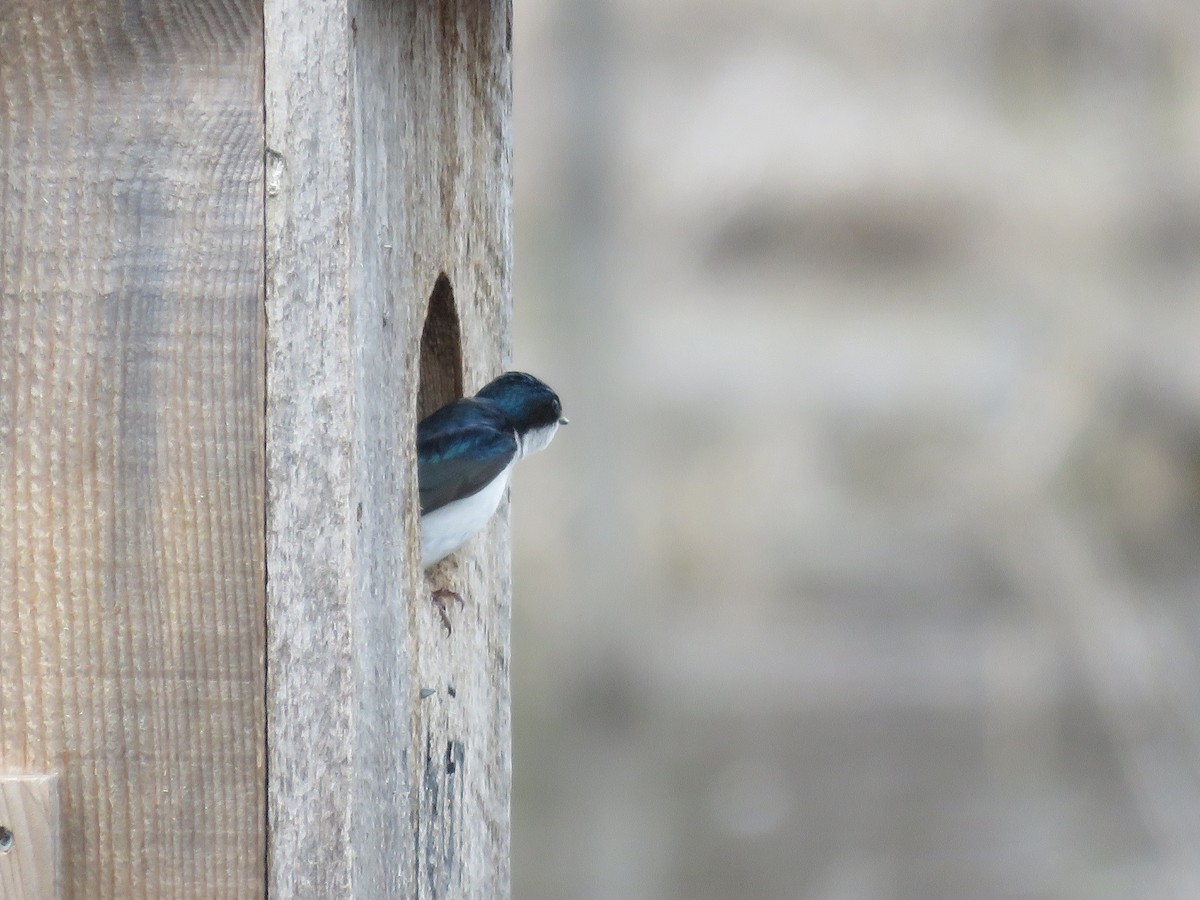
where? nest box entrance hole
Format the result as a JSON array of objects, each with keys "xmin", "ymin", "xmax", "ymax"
[{"xmin": 418, "ymin": 273, "xmax": 464, "ymax": 420}]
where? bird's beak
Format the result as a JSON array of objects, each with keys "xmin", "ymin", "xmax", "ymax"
[{"xmin": 559, "ymin": 417, "xmax": 570, "ymax": 425}]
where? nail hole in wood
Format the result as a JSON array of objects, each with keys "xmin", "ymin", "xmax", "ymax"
[
  {"xmin": 418, "ymin": 273, "xmax": 464, "ymax": 420},
  {"xmin": 0, "ymin": 825, "xmax": 13, "ymax": 852}
]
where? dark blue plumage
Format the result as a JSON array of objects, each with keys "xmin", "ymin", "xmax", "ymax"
[
  {"xmin": 418, "ymin": 399, "xmax": 517, "ymax": 515},
  {"xmin": 474, "ymin": 371, "xmax": 564, "ymax": 426},
  {"xmin": 417, "ymin": 371, "xmax": 566, "ymax": 568}
]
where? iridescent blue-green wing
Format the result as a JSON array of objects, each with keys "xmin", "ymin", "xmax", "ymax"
[{"xmin": 417, "ymin": 399, "xmax": 518, "ymax": 514}]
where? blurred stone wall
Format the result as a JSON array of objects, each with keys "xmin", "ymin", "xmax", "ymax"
[{"xmin": 510, "ymin": 1, "xmax": 1200, "ymax": 898}]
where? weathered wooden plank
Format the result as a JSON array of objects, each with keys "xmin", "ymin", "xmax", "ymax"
[
  {"xmin": 0, "ymin": 2, "xmax": 266, "ymax": 897},
  {"xmin": 0, "ymin": 775, "xmax": 61, "ymax": 900},
  {"xmin": 265, "ymin": 0, "xmax": 513, "ymax": 896}
]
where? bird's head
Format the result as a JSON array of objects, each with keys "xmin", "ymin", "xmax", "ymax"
[{"xmin": 475, "ymin": 371, "xmax": 567, "ymax": 458}]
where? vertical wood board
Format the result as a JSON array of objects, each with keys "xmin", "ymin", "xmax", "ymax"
[
  {"xmin": 0, "ymin": 2, "xmax": 266, "ymax": 896},
  {"xmin": 265, "ymin": 0, "xmax": 513, "ymax": 896}
]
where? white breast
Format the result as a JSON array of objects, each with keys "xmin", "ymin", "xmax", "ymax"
[
  {"xmin": 518, "ymin": 421, "xmax": 561, "ymax": 459},
  {"xmin": 420, "ymin": 463, "xmax": 514, "ymax": 568}
]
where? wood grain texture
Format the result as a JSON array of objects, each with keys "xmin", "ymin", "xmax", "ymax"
[
  {"xmin": 0, "ymin": 2, "xmax": 266, "ymax": 897},
  {"xmin": 265, "ymin": 0, "xmax": 513, "ymax": 896},
  {"xmin": 0, "ymin": 775, "xmax": 61, "ymax": 900}
]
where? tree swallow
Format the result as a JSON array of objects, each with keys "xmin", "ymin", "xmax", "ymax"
[{"xmin": 418, "ymin": 371, "xmax": 567, "ymax": 569}]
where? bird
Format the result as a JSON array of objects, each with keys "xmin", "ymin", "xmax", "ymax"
[{"xmin": 418, "ymin": 371, "xmax": 567, "ymax": 569}]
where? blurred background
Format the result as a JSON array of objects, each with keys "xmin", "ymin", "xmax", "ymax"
[{"xmin": 506, "ymin": 1, "xmax": 1200, "ymax": 897}]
